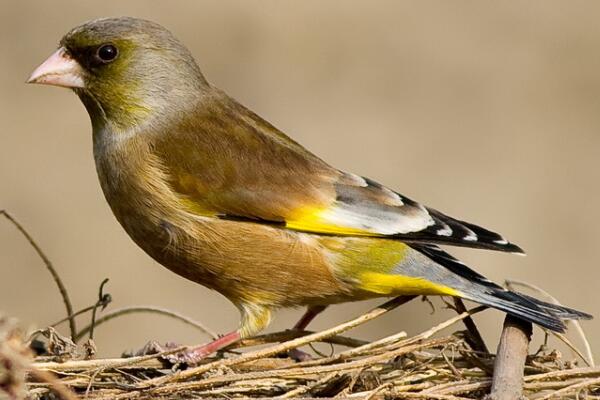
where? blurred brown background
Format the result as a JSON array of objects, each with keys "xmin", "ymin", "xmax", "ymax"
[{"xmin": 1, "ymin": 1, "xmax": 598, "ymax": 359}]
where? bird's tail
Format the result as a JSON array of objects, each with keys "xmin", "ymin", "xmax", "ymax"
[
  {"xmin": 410, "ymin": 244, "xmax": 592, "ymax": 332},
  {"xmin": 461, "ymin": 288, "xmax": 592, "ymax": 333},
  {"xmin": 518, "ymin": 292, "xmax": 592, "ymax": 322}
]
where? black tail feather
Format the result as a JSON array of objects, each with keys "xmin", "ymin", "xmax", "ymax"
[
  {"xmin": 463, "ymin": 289, "xmax": 567, "ymax": 332},
  {"xmin": 412, "ymin": 244, "xmax": 593, "ymax": 332},
  {"xmin": 518, "ymin": 293, "xmax": 593, "ymax": 321}
]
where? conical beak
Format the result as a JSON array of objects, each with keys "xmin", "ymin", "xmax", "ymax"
[{"xmin": 27, "ymin": 47, "xmax": 85, "ymax": 88}]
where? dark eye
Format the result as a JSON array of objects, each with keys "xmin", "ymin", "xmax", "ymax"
[{"xmin": 96, "ymin": 44, "xmax": 118, "ymax": 63}]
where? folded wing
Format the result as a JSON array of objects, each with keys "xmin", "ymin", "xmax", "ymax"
[{"xmin": 154, "ymin": 92, "xmax": 522, "ymax": 253}]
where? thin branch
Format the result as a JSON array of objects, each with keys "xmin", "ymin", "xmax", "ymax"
[
  {"xmin": 231, "ymin": 330, "xmax": 369, "ymax": 349},
  {"xmin": 287, "ymin": 306, "xmax": 486, "ymax": 370},
  {"xmin": 33, "ymin": 345, "xmax": 188, "ymax": 374},
  {"xmin": 389, "ymin": 392, "xmax": 472, "ymax": 400},
  {"xmin": 88, "ymin": 278, "xmax": 111, "ymax": 340},
  {"xmin": 505, "ymin": 279, "xmax": 594, "ymax": 367},
  {"xmin": 0, "ymin": 210, "xmax": 76, "ymax": 339},
  {"xmin": 74, "ymin": 306, "xmax": 218, "ymax": 342},
  {"xmin": 50, "ymin": 305, "xmax": 104, "ymax": 330},
  {"xmin": 275, "ymin": 371, "xmax": 339, "ymax": 398},
  {"xmin": 453, "ymin": 298, "xmax": 489, "ymax": 354},
  {"xmin": 536, "ymin": 376, "xmax": 600, "ymax": 400},
  {"xmin": 550, "ymin": 331, "xmax": 592, "ymax": 367},
  {"xmin": 49, "ymin": 279, "xmax": 112, "ymax": 333},
  {"xmin": 524, "ymin": 366, "xmax": 600, "ymax": 382},
  {"xmin": 28, "ymin": 367, "xmax": 80, "ymax": 400},
  {"xmin": 487, "ymin": 315, "xmax": 532, "ymax": 400}
]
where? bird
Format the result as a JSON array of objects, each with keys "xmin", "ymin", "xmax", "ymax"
[{"xmin": 27, "ymin": 16, "xmax": 590, "ymax": 362}]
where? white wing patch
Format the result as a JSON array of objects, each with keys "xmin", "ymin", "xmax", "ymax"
[
  {"xmin": 380, "ymin": 186, "xmax": 404, "ymax": 206},
  {"xmin": 463, "ymin": 228, "xmax": 478, "ymax": 241},
  {"xmin": 436, "ymin": 222, "xmax": 453, "ymax": 237},
  {"xmin": 342, "ymin": 172, "xmax": 369, "ymax": 187},
  {"xmin": 321, "ymin": 201, "xmax": 435, "ymax": 235},
  {"xmin": 328, "ymin": 173, "xmax": 435, "ymax": 235}
]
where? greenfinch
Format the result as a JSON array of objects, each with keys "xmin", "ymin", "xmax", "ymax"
[{"xmin": 28, "ymin": 17, "xmax": 590, "ymax": 361}]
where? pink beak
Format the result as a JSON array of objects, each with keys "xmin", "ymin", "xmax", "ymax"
[{"xmin": 27, "ymin": 47, "xmax": 85, "ymax": 89}]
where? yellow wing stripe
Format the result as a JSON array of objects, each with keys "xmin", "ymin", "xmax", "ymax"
[
  {"xmin": 286, "ymin": 206, "xmax": 379, "ymax": 236},
  {"xmin": 360, "ymin": 272, "xmax": 461, "ymax": 296}
]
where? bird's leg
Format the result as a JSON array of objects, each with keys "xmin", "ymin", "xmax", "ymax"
[
  {"xmin": 293, "ymin": 305, "xmax": 327, "ymax": 330},
  {"xmin": 169, "ymin": 331, "xmax": 241, "ymax": 365},
  {"xmin": 288, "ymin": 305, "xmax": 328, "ymax": 361},
  {"xmin": 140, "ymin": 332, "xmax": 242, "ymax": 366},
  {"xmin": 158, "ymin": 304, "xmax": 272, "ymax": 366}
]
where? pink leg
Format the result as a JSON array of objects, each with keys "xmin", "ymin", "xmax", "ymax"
[
  {"xmin": 164, "ymin": 331, "xmax": 241, "ymax": 365},
  {"xmin": 294, "ymin": 305, "xmax": 327, "ymax": 330},
  {"xmin": 288, "ymin": 305, "xmax": 327, "ymax": 361},
  {"xmin": 188, "ymin": 331, "xmax": 241, "ymax": 358},
  {"xmin": 162, "ymin": 307, "xmax": 326, "ymax": 364}
]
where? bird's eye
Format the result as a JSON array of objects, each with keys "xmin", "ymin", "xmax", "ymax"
[{"xmin": 96, "ymin": 44, "xmax": 118, "ymax": 63}]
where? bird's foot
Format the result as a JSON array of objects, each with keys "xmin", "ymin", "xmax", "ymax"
[
  {"xmin": 126, "ymin": 340, "xmax": 215, "ymax": 367},
  {"xmin": 148, "ymin": 331, "xmax": 243, "ymax": 367},
  {"xmin": 287, "ymin": 348, "xmax": 313, "ymax": 362},
  {"xmin": 130, "ymin": 340, "xmax": 180, "ymax": 357}
]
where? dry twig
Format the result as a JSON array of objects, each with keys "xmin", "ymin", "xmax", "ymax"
[
  {"xmin": 487, "ymin": 315, "xmax": 532, "ymax": 400},
  {"xmin": 1, "ymin": 210, "xmax": 76, "ymax": 338}
]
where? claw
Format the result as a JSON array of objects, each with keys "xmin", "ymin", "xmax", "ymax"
[
  {"xmin": 130, "ymin": 331, "xmax": 243, "ymax": 367},
  {"xmin": 130, "ymin": 340, "xmax": 177, "ymax": 356}
]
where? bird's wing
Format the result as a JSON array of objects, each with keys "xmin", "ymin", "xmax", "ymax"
[{"xmin": 153, "ymin": 92, "xmax": 522, "ymax": 253}]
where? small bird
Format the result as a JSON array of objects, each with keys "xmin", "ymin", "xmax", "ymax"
[{"xmin": 28, "ymin": 17, "xmax": 590, "ymax": 361}]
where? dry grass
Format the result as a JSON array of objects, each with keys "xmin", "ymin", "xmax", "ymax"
[{"xmin": 0, "ymin": 307, "xmax": 597, "ymax": 400}]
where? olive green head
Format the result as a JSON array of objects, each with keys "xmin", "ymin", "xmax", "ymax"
[{"xmin": 29, "ymin": 17, "xmax": 208, "ymax": 130}]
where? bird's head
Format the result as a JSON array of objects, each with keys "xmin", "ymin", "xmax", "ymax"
[{"xmin": 28, "ymin": 17, "xmax": 208, "ymax": 130}]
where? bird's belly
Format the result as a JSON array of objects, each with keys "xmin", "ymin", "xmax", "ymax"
[{"xmin": 111, "ymin": 204, "xmax": 353, "ymax": 307}]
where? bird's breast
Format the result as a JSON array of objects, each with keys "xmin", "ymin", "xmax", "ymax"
[{"xmin": 92, "ymin": 132, "xmax": 194, "ymax": 267}]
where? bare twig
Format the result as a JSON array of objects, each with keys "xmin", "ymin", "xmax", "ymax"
[
  {"xmin": 232, "ymin": 330, "xmax": 369, "ymax": 349},
  {"xmin": 28, "ymin": 367, "xmax": 80, "ymax": 400},
  {"xmin": 487, "ymin": 315, "xmax": 532, "ymax": 400},
  {"xmin": 390, "ymin": 392, "xmax": 473, "ymax": 400},
  {"xmin": 33, "ymin": 345, "xmax": 188, "ymax": 375},
  {"xmin": 551, "ymin": 331, "xmax": 592, "ymax": 367},
  {"xmin": 536, "ymin": 376, "xmax": 600, "ymax": 400},
  {"xmin": 506, "ymin": 279, "xmax": 594, "ymax": 367},
  {"xmin": 288, "ymin": 305, "xmax": 486, "ymax": 369},
  {"xmin": 88, "ymin": 279, "xmax": 111, "ymax": 340},
  {"xmin": 523, "ymin": 366, "xmax": 600, "ymax": 382},
  {"xmin": 49, "ymin": 287, "xmax": 112, "ymax": 331},
  {"xmin": 275, "ymin": 371, "xmax": 339, "ymax": 398},
  {"xmin": 1, "ymin": 210, "xmax": 76, "ymax": 339},
  {"xmin": 453, "ymin": 298, "xmax": 489, "ymax": 354},
  {"xmin": 74, "ymin": 306, "xmax": 218, "ymax": 342}
]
